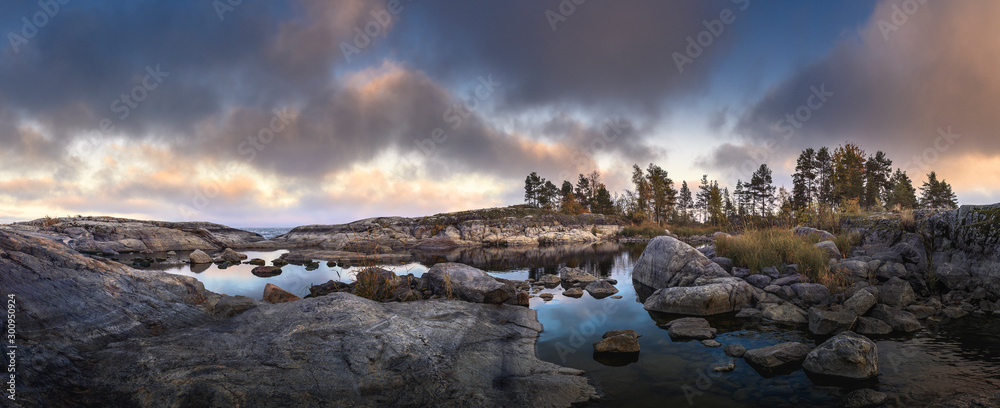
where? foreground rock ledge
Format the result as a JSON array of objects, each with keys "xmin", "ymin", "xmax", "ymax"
[{"xmin": 0, "ymin": 229, "xmax": 598, "ymax": 408}]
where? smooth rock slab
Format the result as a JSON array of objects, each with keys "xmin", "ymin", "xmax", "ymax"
[
  {"xmin": 853, "ymin": 317, "xmax": 893, "ymax": 336},
  {"xmin": 744, "ymin": 342, "xmax": 812, "ymax": 376},
  {"xmin": 761, "ymin": 303, "xmax": 808, "ymax": 325},
  {"xmin": 643, "ymin": 277, "xmax": 754, "ymax": 316},
  {"xmin": 870, "ymin": 304, "xmax": 921, "ymax": 333},
  {"xmin": 803, "ymin": 331, "xmax": 878, "ymax": 380},
  {"xmin": 724, "ymin": 344, "xmax": 747, "ymax": 358},
  {"xmin": 844, "ymin": 290, "xmax": 877, "ymax": 316},
  {"xmin": 878, "ymin": 277, "xmax": 916, "ymax": 308},
  {"xmin": 423, "ymin": 263, "xmax": 512, "ymax": 304},
  {"xmin": 189, "ymin": 249, "xmax": 213, "ymax": 264},
  {"xmin": 666, "ymin": 317, "xmax": 717, "ymax": 340}
]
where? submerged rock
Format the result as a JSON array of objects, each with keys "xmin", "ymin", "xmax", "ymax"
[
  {"xmin": 559, "ymin": 266, "xmax": 599, "ymax": 285},
  {"xmin": 594, "ymin": 330, "xmax": 641, "ymax": 353},
  {"xmin": 251, "ymin": 265, "xmax": 283, "ymax": 277},
  {"xmin": 724, "ymin": 344, "xmax": 747, "ymax": 358},
  {"xmin": 666, "ymin": 317, "xmax": 717, "ymax": 340},
  {"xmin": 585, "ymin": 280, "xmax": 619, "ymax": 299},
  {"xmin": 839, "ymin": 389, "xmax": 888, "ymax": 408},
  {"xmin": 803, "ymin": 331, "xmax": 878, "ymax": 381},
  {"xmin": 562, "ymin": 287, "xmax": 584, "ymax": 298}
]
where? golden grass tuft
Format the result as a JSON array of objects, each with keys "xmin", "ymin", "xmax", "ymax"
[{"xmin": 715, "ymin": 229, "xmax": 836, "ymax": 287}]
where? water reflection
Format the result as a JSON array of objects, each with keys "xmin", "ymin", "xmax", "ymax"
[{"xmin": 130, "ymin": 243, "xmax": 1000, "ymax": 407}]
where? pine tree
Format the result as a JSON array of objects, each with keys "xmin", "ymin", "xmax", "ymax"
[
  {"xmin": 815, "ymin": 147, "xmax": 835, "ymax": 206},
  {"xmin": 538, "ymin": 180, "xmax": 559, "ymax": 210},
  {"xmin": 749, "ymin": 164, "xmax": 776, "ymax": 217},
  {"xmin": 591, "ymin": 184, "xmax": 615, "ymax": 215},
  {"xmin": 645, "ymin": 164, "xmax": 676, "ymax": 225},
  {"xmin": 524, "ymin": 172, "xmax": 542, "ymax": 207},
  {"xmin": 886, "ymin": 169, "xmax": 918, "ymax": 210},
  {"xmin": 707, "ymin": 181, "xmax": 725, "ymax": 226},
  {"xmin": 862, "ymin": 151, "xmax": 892, "ymax": 210},
  {"xmin": 696, "ymin": 175, "xmax": 710, "ymax": 223},
  {"xmin": 575, "ymin": 174, "xmax": 592, "ymax": 210},
  {"xmin": 723, "ymin": 187, "xmax": 736, "ymax": 219},
  {"xmin": 833, "ymin": 143, "xmax": 867, "ymax": 206},
  {"xmin": 919, "ymin": 171, "xmax": 959, "ymax": 209},
  {"xmin": 631, "ymin": 164, "xmax": 652, "ymax": 222},
  {"xmin": 678, "ymin": 181, "xmax": 693, "ymax": 225},
  {"xmin": 792, "ymin": 148, "xmax": 817, "ymax": 211}
]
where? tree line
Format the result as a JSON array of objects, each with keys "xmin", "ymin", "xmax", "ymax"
[{"xmin": 523, "ymin": 142, "xmax": 959, "ymax": 226}]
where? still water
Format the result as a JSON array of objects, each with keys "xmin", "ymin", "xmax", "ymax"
[{"xmin": 142, "ymin": 242, "xmax": 998, "ymax": 407}]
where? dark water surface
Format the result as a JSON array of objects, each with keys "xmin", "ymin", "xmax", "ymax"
[{"xmin": 151, "ymin": 242, "xmax": 1000, "ymax": 407}]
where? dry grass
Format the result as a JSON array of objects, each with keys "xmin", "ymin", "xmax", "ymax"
[
  {"xmin": 715, "ymin": 229, "xmax": 834, "ymax": 286},
  {"xmin": 900, "ymin": 209, "xmax": 915, "ymax": 232}
]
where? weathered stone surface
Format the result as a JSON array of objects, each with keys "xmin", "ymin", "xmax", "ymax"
[
  {"xmin": 538, "ymin": 274, "xmax": 562, "ymax": 287},
  {"xmin": 0, "ymin": 229, "xmax": 599, "ymax": 408},
  {"xmin": 724, "ymin": 344, "xmax": 748, "ymax": 358},
  {"xmin": 803, "ymin": 331, "xmax": 878, "ymax": 380},
  {"xmin": 808, "ymin": 308, "xmax": 857, "ymax": 335},
  {"xmin": 843, "ymin": 290, "xmax": 877, "ymax": 316},
  {"xmin": 584, "ymin": 280, "xmax": 619, "ymax": 299},
  {"xmin": 422, "ymin": 263, "xmax": 512, "ymax": 304},
  {"xmin": 772, "ymin": 274, "xmax": 806, "ymax": 286},
  {"xmin": 263, "ymin": 283, "xmax": 302, "ymax": 304},
  {"xmin": 790, "ymin": 283, "xmax": 832, "ymax": 306},
  {"xmin": 562, "ymin": 287, "xmax": 584, "ymax": 298},
  {"xmin": 744, "ymin": 342, "xmax": 811, "ymax": 375},
  {"xmin": 870, "ymin": 304, "xmax": 921, "ymax": 333},
  {"xmin": 878, "ymin": 277, "xmax": 916, "ymax": 308},
  {"xmin": 838, "ymin": 259, "xmax": 870, "ymax": 280},
  {"xmin": 839, "ymin": 389, "xmax": 888, "ymax": 408},
  {"xmin": 189, "ymin": 249, "xmax": 213, "ymax": 264},
  {"xmin": 539, "ymin": 293, "xmax": 554, "ymax": 301},
  {"xmin": 746, "ymin": 274, "xmax": 772, "ymax": 288},
  {"xmin": 761, "ymin": 303, "xmax": 808, "ymax": 324},
  {"xmin": 594, "ymin": 330, "xmax": 641, "ymax": 353},
  {"xmin": 853, "ymin": 317, "xmax": 893, "ymax": 336},
  {"xmin": 643, "ymin": 277, "xmax": 754, "ymax": 316},
  {"xmin": 631, "ymin": 236, "xmax": 729, "ymax": 289},
  {"xmin": 666, "ymin": 317, "xmax": 717, "ymax": 340},
  {"xmin": 213, "ymin": 295, "xmax": 264, "ymax": 317},
  {"xmin": 815, "ymin": 240, "xmax": 843, "ymax": 259},
  {"xmin": 795, "ymin": 226, "xmax": 836, "ymax": 242},
  {"xmin": 559, "ymin": 266, "xmax": 599, "ymax": 285},
  {"xmin": 220, "ymin": 247, "xmax": 248, "ymax": 263}
]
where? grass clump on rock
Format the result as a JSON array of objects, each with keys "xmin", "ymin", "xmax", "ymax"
[{"xmin": 715, "ymin": 229, "xmax": 845, "ymax": 289}]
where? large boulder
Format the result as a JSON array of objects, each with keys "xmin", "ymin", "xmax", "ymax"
[
  {"xmin": 803, "ymin": 331, "xmax": 878, "ymax": 380},
  {"xmin": 643, "ymin": 277, "xmax": 754, "ymax": 316},
  {"xmin": 744, "ymin": 342, "xmax": 812, "ymax": 376},
  {"xmin": 869, "ymin": 304, "xmax": 921, "ymax": 333},
  {"xmin": 761, "ymin": 303, "xmax": 809, "ymax": 324},
  {"xmin": 878, "ymin": 277, "xmax": 916, "ymax": 308},
  {"xmin": 843, "ymin": 290, "xmax": 877, "ymax": 316},
  {"xmin": 251, "ymin": 266, "xmax": 282, "ymax": 277},
  {"xmin": 422, "ymin": 263, "xmax": 512, "ymax": 304},
  {"xmin": 808, "ymin": 308, "xmax": 857, "ymax": 336},
  {"xmin": 220, "ymin": 248, "xmax": 248, "ymax": 263},
  {"xmin": 631, "ymin": 236, "xmax": 729, "ymax": 289},
  {"xmin": 189, "ymin": 249, "xmax": 213, "ymax": 264},
  {"xmin": 795, "ymin": 226, "xmax": 836, "ymax": 241},
  {"xmin": 853, "ymin": 317, "xmax": 893, "ymax": 336},
  {"xmin": 0, "ymin": 229, "xmax": 599, "ymax": 407},
  {"xmin": 815, "ymin": 240, "xmax": 843, "ymax": 260}
]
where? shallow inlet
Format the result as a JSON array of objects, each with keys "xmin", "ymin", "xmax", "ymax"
[{"xmin": 133, "ymin": 242, "xmax": 999, "ymax": 407}]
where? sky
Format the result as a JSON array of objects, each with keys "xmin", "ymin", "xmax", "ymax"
[{"xmin": 1, "ymin": 0, "xmax": 999, "ymax": 227}]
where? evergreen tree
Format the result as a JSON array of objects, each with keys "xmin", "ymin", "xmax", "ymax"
[
  {"xmin": 645, "ymin": 164, "xmax": 676, "ymax": 225},
  {"xmin": 862, "ymin": 151, "xmax": 893, "ymax": 210},
  {"xmin": 919, "ymin": 171, "xmax": 959, "ymax": 209},
  {"xmin": 591, "ymin": 185, "xmax": 615, "ymax": 215},
  {"xmin": 586, "ymin": 171, "xmax": 602, "ymax": 209},
  {"xmin": 749, "ymin": 164, "xmax": 776, "ymax": 217},
  {"xmin": 575, "ymin": 174, "xmax": 592, "ymax": 209},
  {"xmin": 678, "ymin": 181, "xmax": 693, "ymax": 224},
  {"xmin": 833, "ymin": 143, "xmax": 867, "ymax": 206},
  {"xmin": 523, "ymin": 172, "xmax": 543, "ymax": 207},
  {"xmin": 696, "ymin": 175, "xmax": 710, "ymax": 223},
  {"xmin": 723, "ymin": 187, "xmax": 736, "ymax": 219},
  {"xmin": 815, "ymin": 147, "xmax": 836, "ymax": 206},
  {"xmin": 538, "ymin": 181, "xmax": 559, "ymax": 210},
  {"xmin": 707, "ymin": 181, "xmax": 725, "ymax": 226},
  {"xmin": 792, "ymin": 148, "xmax": 817, "ymax": 210},
  {"xmin": 735, "ymin": 180, "xmax": 749, "ymax": 216},
  {"xmin": 886, "ymin": 169, "xmax": 918, "ymax": 210},
  {"xmin": 631, "ymin": 164, "xmax": 652, "ymax": 222},
  {"xmin": 560, "ymin": 180, "xmax": 573, "ymax": 198}
]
